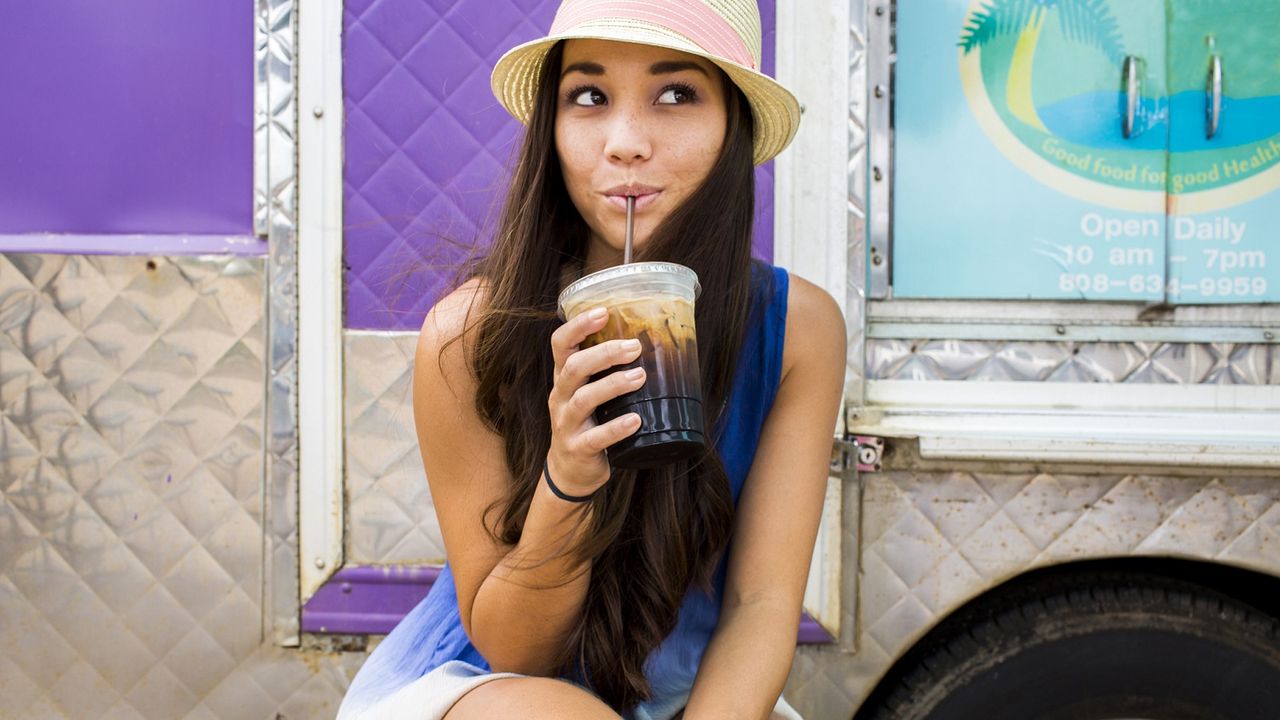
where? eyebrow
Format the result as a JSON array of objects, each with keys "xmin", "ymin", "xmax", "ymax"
[
  {"xmin": 648, "ymin": 60, "xmax": 710, "ymax": 77},
  {"xmin": 560, "ymin": 60, "xmax": 711, "ymax": 79},
  {"xmin": 561, "ymin": 61, "xmax": 605, "ymax": 79}
]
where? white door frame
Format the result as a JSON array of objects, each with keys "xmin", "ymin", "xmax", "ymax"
[
  {"xmin": 775, "ymin": 0, "xmax": 854, "ymax": 638},
  {"xmin": 296, "ymin": 0, "xmax": 346, "ymax": 603}
]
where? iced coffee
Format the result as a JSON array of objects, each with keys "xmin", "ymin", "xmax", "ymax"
[{"xmin": 559, "ymin": 262, "xmax": 704, "ymax": 469}]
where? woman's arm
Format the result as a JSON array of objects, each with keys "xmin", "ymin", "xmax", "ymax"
[
  {"xmin": 414, "ymin": 281, "xmax": 643, "ymax": 675},
  {"xmin": 683, "ymin": 275, "xmax": 847, "ymax": 719}
]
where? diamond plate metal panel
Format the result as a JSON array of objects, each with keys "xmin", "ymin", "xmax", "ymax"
[
  {"xmin": 345, "ymin": 332, "xmax": 446, "ymax": 564},
  {"xmin": 867, "ymin": 339, "xmax": 1280, "ymax": 383},
  {"xmin": 783, "ymin": 468, "xmax": 1280, "ymax": 718},
  {"xmin": 342, "ymin": 0, "xmax": 780, "ymax": 331},
  {"xmin": 846, "ymin": 0, "xmax": 869, "ymax": 411},
  {"xmin": 1, "ymin": 253, "xmax": 362, "ymax": 718},
  {"xmin": 261, "ymin": 0, "xmax": 303, "ymax": 647}
]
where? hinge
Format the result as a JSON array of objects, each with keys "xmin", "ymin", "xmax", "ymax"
[{"xmin": 830, "ymin": 435, "xmax": 884, "ymax": 478}]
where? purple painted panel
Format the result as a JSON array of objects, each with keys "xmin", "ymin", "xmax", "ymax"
[
  {"xmin": 304, "ymin": 565, "xmax": 834, "ymax": 645},
  {"xmin": 303, "ymin": 566, "xmax": 442, "ymax": 634},
  {"xmin": 0, "ymin": 1, "xmax": 253, "ymax": 237},
  {"xmin": 344, "ymin": 0, "xmax": 778, "ymax": 330}
]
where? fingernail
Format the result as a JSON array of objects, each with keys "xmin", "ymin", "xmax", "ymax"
[
  {"xmin": 627, "ymin": 414, "xmax": 642, "ymax": 426},
  {"xmin": 625, "ymin": 368, "xmax": 645, "ymax": 381},
  {"xmin": 588, "ymin": 308, "xmax": 607, "ymax": 320},
  {"xmin": 622, "ymin": 339, "xmax": 641, "ymax": 351}
]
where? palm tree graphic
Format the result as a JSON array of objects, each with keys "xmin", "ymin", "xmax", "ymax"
[{"xmin": 960, "ymin": 0, "xmax": 1124, "ymax": 132}]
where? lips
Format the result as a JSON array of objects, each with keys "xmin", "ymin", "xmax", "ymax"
[{"xmin": 602, "ymin": 183, "xmax": 662, "ymax": 211}]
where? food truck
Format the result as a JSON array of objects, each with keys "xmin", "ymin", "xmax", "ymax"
[{"xmin": 3, "ymin": 0, "xmax": 1277, "ymax": 717}]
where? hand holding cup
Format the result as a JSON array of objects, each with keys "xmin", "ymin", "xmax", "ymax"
[
  {"xmin": 546, "ymin": 306, "xmax": 646, "ymax": 496},
  {"xmin": 558, "ymin": 263, "xmax": 706, "ymax": 469}
]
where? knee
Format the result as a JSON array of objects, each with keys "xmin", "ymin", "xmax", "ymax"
[{"xmin": 447, "ymin": 676, "xmax": 620, "ymax": 719}]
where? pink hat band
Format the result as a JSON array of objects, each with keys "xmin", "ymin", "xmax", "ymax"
[{"xmin": 550, "ymin": 0, "xmax": 758, "ymax": 71}]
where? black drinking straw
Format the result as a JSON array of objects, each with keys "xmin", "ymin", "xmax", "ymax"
[{"xmin": 624, "ymin": 195, "xmax": 635, "ymax": 264}]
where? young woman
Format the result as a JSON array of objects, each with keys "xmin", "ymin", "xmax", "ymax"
[{"xmin": 337, "ymin": 1, "xmax": 846, "ymax": 718}]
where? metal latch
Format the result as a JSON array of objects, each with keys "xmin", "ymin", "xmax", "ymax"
[{"xmin": 830, "ymin": 435, "xmax": 884, "ymax": 477}]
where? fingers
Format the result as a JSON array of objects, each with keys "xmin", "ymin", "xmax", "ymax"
[
  {"xmin": 558, "ymin": 338, "xmax": 641, "ymax": 395},
  {"xmin": 550, "ymin": 307, "xmax": 608, "ymax": 371},
  {"xmin": 574, "ymin": 413, "xmax": 643, "ymax": 455},
  {"xmin": 561, "ymin": 366, "xmax": 646, "ymax": 430},
  {"xmin": 546, "ymin": 308, "xmax": 646, "ymax": 490}
]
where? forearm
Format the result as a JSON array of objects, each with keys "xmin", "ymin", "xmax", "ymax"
[
  {"xmin": 469, "ymin": 479, "xmax": 594, "ymax": 675},
  {"xmin": 684, "ymin": 599, "xmax": 799, "ymax": 720}
]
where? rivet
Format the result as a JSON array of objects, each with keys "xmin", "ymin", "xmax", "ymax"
[
  {"xmin": 313, "ymin": 106, "xmax": 324, "ymax": 118},
  {"xmin": 875, "ymin": 6, "xmax": 886, "ymax": 16},
  {"xmin": 873, "ymin": 166, "xmax": 883, "ymax": 182},
  {"xmin": 341, "ymin": 582, "xmax": 352, "ymax": 594},
  {"xmin": 314, "ymin": 557, "xmax": 326, "ymax": 569},
  {"xmin": 1265, "ymin": 331, "xmax": 1275, "ymax": 341},
  {"xmin": 872, "ymin": 254, "xmax": 884, "ymax": 266},
  {"xmin": 1055, "ymin": 325, "xmax": 1067, "ymax": 335},
  {"xmin": 799, "ymin": 103, "xmax": 807, "ymax": 115},
  {"xmin": 874, "ymin": 85, "xmax": 885, "ymax": 98}
]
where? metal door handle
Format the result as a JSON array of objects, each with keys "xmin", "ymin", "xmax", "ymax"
[
  {"xmin": 1206, "ymin": 54, "xmax": 1222, "ymax": 139},
  {"xmin": 1122, "ymin": 56, "xmax": 1139, "ymax": 139}
]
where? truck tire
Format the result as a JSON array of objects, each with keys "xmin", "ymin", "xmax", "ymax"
[{"xmin": 857, "ymin": 571, "xmax": 1280, "ymax": 720}]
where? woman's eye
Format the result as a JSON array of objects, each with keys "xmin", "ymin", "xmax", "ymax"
[
  {"xmin": 657, "ymin": 86, "xmax": 696, "ymax": 104},
  {"xmin": 570, "ymin": 88, "xmax": 606, "ymax": 106}
]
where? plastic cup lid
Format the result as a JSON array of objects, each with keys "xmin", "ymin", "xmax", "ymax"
[{"xmin": 557, "ymin": 262, "xmax": 700, "ymax": 316}]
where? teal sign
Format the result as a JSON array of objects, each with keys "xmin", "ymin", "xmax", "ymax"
[{"xmin": 893, "ymin": 0, "xmax": 1280, "ymax": 303}]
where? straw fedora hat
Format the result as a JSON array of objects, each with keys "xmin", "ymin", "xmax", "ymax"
[{"xmin": 490, "ymin": 0, "xmax": 801, "ymax": 166}]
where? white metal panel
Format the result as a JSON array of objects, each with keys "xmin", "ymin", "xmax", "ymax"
[
  {"xmin": 297, "ymin": 0, "xmax": 345, "ymax": 602},
  {"xmin": 776, "ymin": 0, "xmax": 853, "ymax": 638},
  {"xmin": 860, "ymin": 380, "xmax": 1280, "ymax": 467}
]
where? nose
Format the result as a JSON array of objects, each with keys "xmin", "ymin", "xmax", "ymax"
[{"xmin": 603, "ymin": 105, "xmax": 653, "ymax": 164}]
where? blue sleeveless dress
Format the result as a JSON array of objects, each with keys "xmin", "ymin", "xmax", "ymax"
[{"xmin": 339, "ymin": 263, "xmax": 789, "ymax": 720}]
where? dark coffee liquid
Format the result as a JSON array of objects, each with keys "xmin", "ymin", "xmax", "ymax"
[{"xmin": 582, "ymin": 298, "xmax": 705, "ymax": 469}]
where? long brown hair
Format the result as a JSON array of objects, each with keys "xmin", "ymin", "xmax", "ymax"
[{"xmin": 458, "ymin": 41, "xmax": 759, "ymax": 709}]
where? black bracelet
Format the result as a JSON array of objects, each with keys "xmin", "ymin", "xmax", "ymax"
[{"xmin": 543, "ymin": 460, "xmax": 597, "ymax": 503}]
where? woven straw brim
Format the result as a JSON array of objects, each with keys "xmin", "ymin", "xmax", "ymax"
[{"xmin": 490, "ymin": 24, "xmax": 801, "ymax": 166}]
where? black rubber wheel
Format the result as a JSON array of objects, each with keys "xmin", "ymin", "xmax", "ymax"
[{"xmin": 856, "ymin": 572, "xmax": 1280, "ymax": 720}]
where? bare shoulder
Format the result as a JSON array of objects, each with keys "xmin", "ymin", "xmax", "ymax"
[
  {"xmin": 418, "ymin": 277, "xmax": 490, "ymax": 355},
  {"xmin": 415, "ymin": 277, "xmax": 491, "ymax": 390},
  {"xmin": 412, "ymin": 277, "xmax": 508, "ymax": 491},
  {"xmin": 781, "ymin": 272, "xmax": 846, "ymax": 380}
]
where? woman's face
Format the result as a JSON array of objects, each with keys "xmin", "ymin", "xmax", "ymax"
[{"xmin": 555, "ymin": 39, "xmax": 728, "ymax": 269}]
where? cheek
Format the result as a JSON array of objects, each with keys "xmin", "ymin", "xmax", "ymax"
[
  {"xmin": 555, "ymin": 127, "xmax": 589, "ymax": 198},
  {"xmin": 676, "ymin": 126, "xmax": 724, "ymax": 181}
]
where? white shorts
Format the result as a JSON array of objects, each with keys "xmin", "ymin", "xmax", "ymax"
[
  {"xmin": 342, "ymin": 660, "xmax": 803, "ymax": 720},
  {"xmin": 340, "ymin": 661, "xmax": 524, "ymax": 720}
]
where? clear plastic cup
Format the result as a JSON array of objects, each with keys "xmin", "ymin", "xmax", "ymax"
[{"xmin": 558, "ymin": 262, "xmax": 705, "ymax": 469}]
